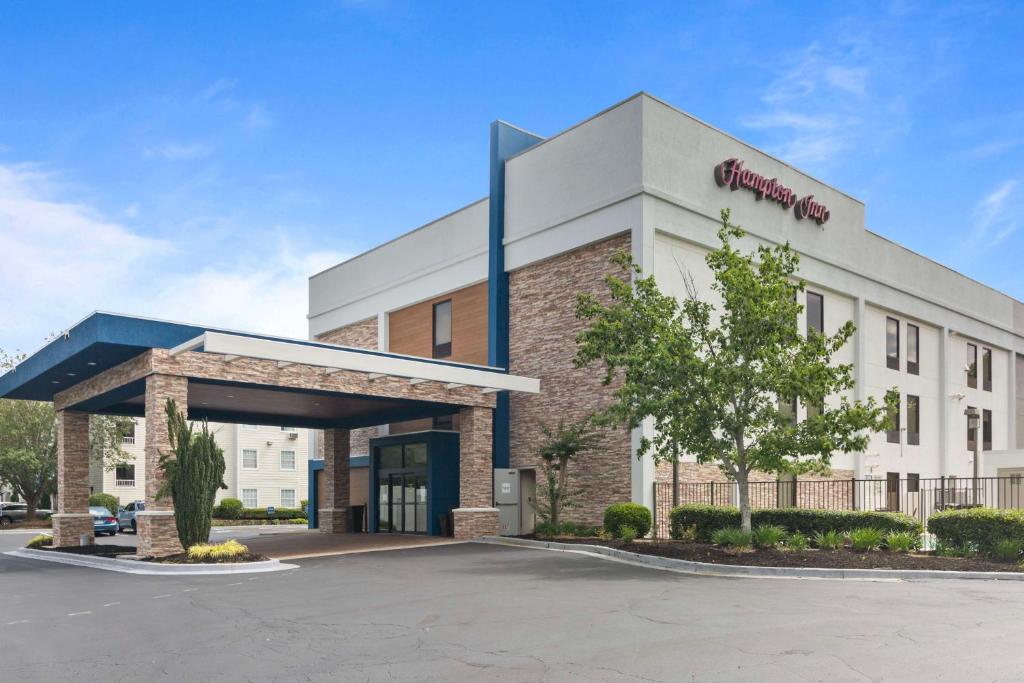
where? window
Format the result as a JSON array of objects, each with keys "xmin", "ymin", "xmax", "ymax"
[
  {"xmin": 806, "ymin": 291, "xmax": 824, "ymax": 336},
  {"xmin": 887, "ymin": 399, "xmax": 901, "ymax": 444},
  {"xmin": 907, "ymin": 395, "xmax": 920, "ymax": 446},
  {"xmin": 432, "ymin": 299, "xmax": 452, "ymax": 358},
  {"xmin": 983, "ymin": 409, "xmax": 993, "ymax": 451},
  {"xmin": 886, "ymin": 317, "xmax": 900, "ymax": 370},
  {"xmin": 241, "ymin": 424, "xmax": 258, "ymax": 431},
  {"xmin": 982, "ymin": 348, "xmax": 992, "ymax": 392},
  {"xmin": 779, "ymin": 396, "xmax": 797, "ymax": 424},
  {"xmin": 281, "ymin": 426, "xmax": 297, "ymax": 433},
  {"xmin": 907, "ymin": 473, "xmax": 920, "ymax": 494},
  {"xmin": 966, "ymin": 343, "xmax": 977, "ymax": 389},
  {"xmin": 280, "ymin": 489, "xmax": 296, "ymax": 508},
  {"xmin": 241, "ymin": 488, "xmax": 258, "ymax": 508},
  {"xmin": 967, "ymin": 406, "xmax": 977, "ymax": 451},
  {"xmin": 120, "ymin": 422, "xmax": 136, "ymax": 445},
  {"xmin": 805, "ymin": 399, "xmax": 824, "ymax": 421},
  {"xmin": 280, "ymin": 450, "xmax": 296, "ymax": 470},
  {"xmin": 432, "ymin": 414, "xmax": 454, "ymax": 430},
  {"xmin": 907, "ymin": 324, "xmax": 919, "ymax": 375},
  {"xmin": 115, "ymin": 464, "xmax": 135, "ymax": 486},
  {"xmin": 241, "ymin": 448, "xmax": 258, "ymax": 470}
]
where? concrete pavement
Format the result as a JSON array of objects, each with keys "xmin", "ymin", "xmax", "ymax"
[{"xmin": 4, "ymin": 532, "xmax": 1024, "ymax": 681}]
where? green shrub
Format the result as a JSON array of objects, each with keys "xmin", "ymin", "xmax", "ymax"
[
  {"xmin": 236, "ymin": 507, "xmax": 307, "ymax": 520},
  {"xmin": 618, "ymin": 525, "xmax": 638, "ymax": 543},
  {"xmin": 26, "ymin": 534, "xmax": 52, "ymax": 549},
  {"xmin": 670, "ymin": 504, "xmax": 923, "ymax": 541},
  {"xmin": 992, "ymin": 539, "xmax": 1024, "ymax": 562},
  {"xmin": 603, "ymin": 503, "xmax": 652, "ymax": 539},
  {"xmin": 884, "ymin": 531, "xmax": 919, "ymax": 553},
  {"xmin": 88, "ymin": 493, "xmax": 119, "ymax": 515},
  {"xmin": 935, "ymin": 539, "xmax": 976, "ymax": 557},
  {"xmin": 711, "ymin": 526, "xmax": 752, "ymax": 548},
  {"xmin": 849, "ymin": 528, "xmax": 884, "ymax": 552},
  {"xmin": 535, "ymin": 521, "xmax": 558, "ymax": 538},
  {"xmin": 928, "ymin": 508, "xmax": 1024, "ymax": 557},
  {"xmin": 786, "ymin": 532, "xmax": 809, "ymax": 551},
  {"xmin": 814, "ymin": 530, "xmax": 844, "ymax": 550},
  {"xmin": 752, "ymin": 524, "xmax": 787, "ymax": 549},
  {"xmin": 187, "ymin": 539, "xmax": 249, "ymax": 562},
  {"xmin": 215, "ymin": 498, "xmax": 244, "ymax": 519}
]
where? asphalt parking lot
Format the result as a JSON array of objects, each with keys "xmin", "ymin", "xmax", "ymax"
[{"xmin": 4, "ymin": 531, "xmax": 1024, "ymax": 682}]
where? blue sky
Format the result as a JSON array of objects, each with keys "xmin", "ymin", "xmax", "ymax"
[{"xmin": 1, "ymin": 1, "xmax": 1022, "ymax": 354}]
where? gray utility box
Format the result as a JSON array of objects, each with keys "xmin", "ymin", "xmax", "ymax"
[{"xmin": 493, "ymin": 468, "xmax": 537, "ymax": 536}]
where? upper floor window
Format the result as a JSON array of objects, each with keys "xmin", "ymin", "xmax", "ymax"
[
  {"xmin": 983, "ymin": 409, "xmax": 993, "ymax": 451},
  {"xmin": 967, "ymin": 406, "xmax": 977, "ymax": 451},
  {"xmin": 886, "ymin": 317, "xmax": 900, "ymax": 370},
  {"xmin": 280, "ymin": 450, "xmax": 296, "ymax": 470},
  {"xmin": 966, "ymin": 343, "xmax": 978, "ymax": 389},
  {"xmin": 115, "ymin": 464, "xmax": 135, "ymax": 486},
  {"xmin": 806, "ymin": 291, "xmax": 824, "ymax": 336},
  {"xmin": 120, "ymin": 422, "xmax": 136, "ymax": 444},
  {"xmin": 982, "ymin": 348, "xmax": 992, "ymax": 392},
  {"xmin": 433, "ymin": 299, "xmax": 452, "ymax": 359},
  {"xmin": 281, "ymin": 426, "xmax": 297, "ymax": 433},
  {"xmin": 241, "ymin": 448, "xmax": 258, "ymax": 470},
  {"xmin": 886, "ymin": 399, "xmax": 901, "ymax": 444},
  {"xmin": 906, "ymin": 395, "xmax": 920, "ymax": 446},
  {"xmin": 241, "ymin": 424, "xmax": 258, "ymax": 431},
  {"xmin": 907, "ymin": 324, "xmax": 919, "ymax": 375}
]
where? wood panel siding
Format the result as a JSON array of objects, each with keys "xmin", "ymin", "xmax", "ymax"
[{"xmin": 388, "ymin": 281, "xmax": 489, "ymax": 365}]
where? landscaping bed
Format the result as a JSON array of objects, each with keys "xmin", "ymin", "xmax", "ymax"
[
  {"xmin": 142, "ymin": 551, "xmax": 269, "ymax": 564},
  {"xmin": 211, "ymin": 518, "xmax": 306, "ymax": 527},
  {"xmin": 39, "ymin": 544, "xmax": 137, "ymax": 558},
  {"xmin": 543, "ymin": 537, "xmax": 1024, "ymax": 573}
]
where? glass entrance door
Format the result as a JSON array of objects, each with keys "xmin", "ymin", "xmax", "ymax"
[{"xmin": 378, "ymin": 472, "xmax": 427, "ymax": 534}]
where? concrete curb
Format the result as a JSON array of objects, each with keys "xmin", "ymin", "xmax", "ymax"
[
  {"xmin": 478, "ymin": 537, "xmax": 1024, "ymax": 582},
  {"xmin": 4, "ymin": 548, "xmax": 299, "ymax": 576}
]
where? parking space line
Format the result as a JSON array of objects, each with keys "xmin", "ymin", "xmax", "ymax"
[
  {"xmin": 6, "ymin": 619, "xmax": 29, "ymax": 625},
  {"xmin": 67, "ymin": 611, "xmax": 91, "ymax": 617},
  {"xmin": 103, "ymin": 602, "xmax": 120, "ymax": 607},
  {"xmin": 153, "ymin": 594, "xmax": 171, "ymax": 599}
]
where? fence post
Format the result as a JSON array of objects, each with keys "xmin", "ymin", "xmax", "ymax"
[
  {"xmin": 939, "ymin": 476, "xmax": 945, "ymax": 509},
  {"xmin": 652, "ymin": 482, "xmax": 658, "ymax": 540},
  {"xmin": 710, "ymin": 482, "xmax": 715, "ymax": 507}
]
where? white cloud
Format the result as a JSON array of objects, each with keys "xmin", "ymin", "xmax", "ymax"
[
  {"xmin": 961, "ymin": 180, "xmax": 1020, "ymax": 255},
  {"xmin": 200, "ymin": 77, "xmax": 238, "ymax": 102},
  {"xmin": 0, "ymin": 161, "xmax": 348, "ymax": 354}
]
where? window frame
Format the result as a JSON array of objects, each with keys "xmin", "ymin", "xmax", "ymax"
[
  {"xmin": 966, "ymin": 343, "xmax": 978, "ymax": 389},
  {"xmin": 906, "ymin": 394, "xmax": 920, "ymax": 446},
  {"xmin": 241, "ymin": 488, "xmax": 258, "ymax": 508},
  {"xmin": 432, "ymin": 299, "xmax": 452, "ymax": 359},
  {"xmin": 115, "ymin": 463, "xmax": 136, "ymax": 486},
  {"xmin": 279, "ymin": 450, "xmax": 296, "ymax": 471},
  {"xmin": 907, "ymin": 473, "xmax": 920, "ymax": 494},
  {"xmin": 906, "ymin": 323, "xmax": 919, "ymax": 375},
  {"xmin": 983, "ymin": 409, "xmax": 993, "ymax": 451},
  {"xmin": 241, "ymin": 448, "xmax": 259, "ymax": 470},
  {"xmin": 982, "ymin": 347, "xmax": 992, "ymax": 392},
  {"xmin": 886, "ymin": 398, "xmax": 901, "ymax": 444},
  {"xmin": 886, "ymin": 317, "xmax": 900, "ymax": 370},
  {"xmin": 280, "ymin": 489, "xmax": 296, "ymax": 508},
  {"xmin": 967, "ymin": 405, "xmax": 977, "ymax": 451},
  {"xmin": 806, "ymin": 291, "xmax": 824, "ymax": 337}
]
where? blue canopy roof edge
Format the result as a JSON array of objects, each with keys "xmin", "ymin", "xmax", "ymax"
[{"xmin": 0, "ymin": 311, "xmax": 508, "ymax": 403}]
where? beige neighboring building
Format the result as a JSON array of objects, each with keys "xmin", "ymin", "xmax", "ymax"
[{"xmin": 90, "ymin": 419, "xmax": 310, "ymax": 510}]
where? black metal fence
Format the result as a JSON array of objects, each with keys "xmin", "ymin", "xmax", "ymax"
[{"xmin": 652, "ymin": 476, "xmax": 1024, "ymax": 539}]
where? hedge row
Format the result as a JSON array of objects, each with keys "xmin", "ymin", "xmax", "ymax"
[
  {"xmin": 603, "ymin": 502, "xmax": 652, "ymax": 538},
  {"xmin": 671, "ymin": 504, "xmax": 923, "ymax": 541},
  {"xmin": 928, "ymin": 507, "xmax": 1024, "ymax": 555}
]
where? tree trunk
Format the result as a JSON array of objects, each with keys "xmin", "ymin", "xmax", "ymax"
[
  {"xmin": 23, "ymin": 491, "xmax": 39, "ymax": 521},
  {"xmin": 736, "ymin": 469, "xmax": 752, "ymax": 533},
  {"xmin": 672, "ymin": 456, "xmax": 679, "ymax": 509}
]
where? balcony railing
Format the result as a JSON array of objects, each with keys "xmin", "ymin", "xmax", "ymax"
[
  {"xmin": 121, "ymin": 436, "xmax": 136, "ymax": 445},
  {"xmin": 115, "ymin": 479, "xmax": 135, "ymax": 487}
]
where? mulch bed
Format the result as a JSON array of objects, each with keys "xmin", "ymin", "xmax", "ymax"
[
  {"xmin": 141, "ymin": 552, "xmax": 270, "ymax": 564},
  {"xmin": 39, "ymin": 544, "xmax": 137, "ymax": 558},
  {"xmin": 539, "ymin": 537, "xmax": 1024, "ymax": 573}
]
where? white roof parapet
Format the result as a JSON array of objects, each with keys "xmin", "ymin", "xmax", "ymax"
[{"xmin": 187, "ymin": 331, "xmax": 540, "ymax": 394}]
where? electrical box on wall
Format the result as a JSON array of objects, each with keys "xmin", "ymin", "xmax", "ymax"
[{"xmin": 493, "ymin": 468, "xmax": 536, "ymax": 536}]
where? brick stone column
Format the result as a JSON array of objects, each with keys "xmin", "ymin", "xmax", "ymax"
[
  {"xmin": 453, "ymin": 406, "xmax": 499, "ymax": 539},
  {"xmin": 319, "ymin": 427, "xmax": 351, "ymax": 533},
  {"xmin": 52, "ymin": 410, "xmax": 94, "ymax": 547},
  {"xmin": 137, "ymin": 374, "xmax": 188, "ymax": 557}
]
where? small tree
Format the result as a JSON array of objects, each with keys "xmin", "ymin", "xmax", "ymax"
[
  {"xmin": 575, "ymin": 209, "xmax": 897, "ymax": 532},
  {"xmin": 156, "ymin": 399, "xmax": 226, "ymax": 549},
  {"xmin": 533, "ymin": 417, "xmax": 601, "ymax": 528}
]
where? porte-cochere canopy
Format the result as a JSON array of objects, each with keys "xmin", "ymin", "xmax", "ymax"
[{"xmin": 0, "ymin": 312, "xmax": 540, "ymax": 555}]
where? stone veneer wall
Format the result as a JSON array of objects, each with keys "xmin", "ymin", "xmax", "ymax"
[
  {"xmin": 508, "ymin": 233, "xmax": 633, "ymax": 527},
  {"xmin": 316, "ymin": 316, "xmax": 380, "ymax": 457}
]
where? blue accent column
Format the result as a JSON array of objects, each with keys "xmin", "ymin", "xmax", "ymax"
[{"xmin": 488, "ymin": 121, "xmax": 543, "ymax": 469}]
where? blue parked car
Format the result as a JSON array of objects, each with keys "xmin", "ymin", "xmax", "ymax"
[
  {"xmin": 91, "ymin": 506, "xmax": 119, "ymax": 536},
  {"xmin": 117, "ymin": 501, "xmax": 144, "ymax": 533}
]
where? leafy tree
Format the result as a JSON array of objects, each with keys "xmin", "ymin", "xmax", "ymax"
[
  {"xmin": 534, "ymin": 417, "xmax": 602, "ymax": 528},
  {"xmin": 0, "ymin": 348, "xmax": 132, "ymax": 518},
  {"xmin": 157, "ymin": 398, "xmax": 226, "ymax": 549},
  {"xmin": 575, "ymin": 209, "xmax": 897, "ymax": 532}
]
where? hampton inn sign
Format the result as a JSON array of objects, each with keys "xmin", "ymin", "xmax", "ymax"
[{"xmin": 714, "ymin": 157, "xmax": 831, "ymax": 226}]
